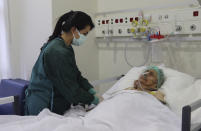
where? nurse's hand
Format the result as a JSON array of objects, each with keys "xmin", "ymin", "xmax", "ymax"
[
  {"xmin": 88, "ymin": 88, "xmax": 96, "ymax": 95},
  {"xmin": 91, "ymin": 96, "xmax": 99, "ymax": 105},
  {"xmin": 86, "ymin": 104, "xmax": 96, "ymax": 112}
]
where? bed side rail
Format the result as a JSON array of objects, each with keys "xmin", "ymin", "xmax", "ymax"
[
  {"xmin": 0, "ymin": 96, "xmax": 20, "ymax": 115},
  {"xmin": 182, "ymin": 99, "xmax": 201, "ymax": 131}
]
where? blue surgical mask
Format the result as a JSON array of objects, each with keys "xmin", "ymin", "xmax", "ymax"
[{"xmin": 72, "ymin": 29, "xmax": 87, "ymax": 46}]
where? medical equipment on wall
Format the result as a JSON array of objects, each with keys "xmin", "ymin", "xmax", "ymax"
[
  {"xmin": 129, "ymin": 10, "xmax": 165, "ymax": 41},
  {"xmin": 95, "ymin": 1, "xmax": 201, "ymax": 38},
  {"xmin": 95, "ymin": 3, "xmax": 201, "ymax": 67}
]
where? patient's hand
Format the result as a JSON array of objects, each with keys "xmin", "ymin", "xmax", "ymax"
[
  {"xmin": 134, "ymin": 80, "xmax": 139, "ymax": 89},
  {"xmin": 124, "ymin": 80, "xmax": 139, "ymax": 90},
  {"xmin": 152, "ymin": 91, "xmax": 166, "ymax": 104}
]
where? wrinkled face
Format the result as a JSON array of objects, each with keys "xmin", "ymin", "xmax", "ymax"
[{"xmin": 139, "ymin": 69, "xmax": 158, "ymax": 90}]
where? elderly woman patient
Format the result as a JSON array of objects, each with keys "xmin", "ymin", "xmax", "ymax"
[{"xmin": 126, "ymin": 66, "xmax": 166, "ymax": 103}]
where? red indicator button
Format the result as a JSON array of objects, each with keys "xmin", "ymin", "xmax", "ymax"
[
  {"xmin": 120, "ymin": 18, "xmax": 123, "ymax": 23},
  {"xmin": 193, "ymin": 11, "xmax": 199, "ymax": 17},
  {"xmin": 115, "ymin": 19, "xmax": 119, "ymax": 23},
  {"xmin": 130, "ymin": 17, "xmax": 133, "ymax": 22},
  {"xmin": 102, "ymin": 20, "xmax": 105, "ymax": 24}
]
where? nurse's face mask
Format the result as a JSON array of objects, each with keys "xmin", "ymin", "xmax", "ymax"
[{"xmin": 72, "ymin": 29, "xmax": 87, "ymax": 46}]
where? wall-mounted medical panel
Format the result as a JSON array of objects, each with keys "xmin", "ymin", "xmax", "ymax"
[
  {"xmin": 158, "ymin": 23, "xmax": 175, "ymax": 35},
  {"xmin": 183, "ymin": 21, "xmax": 201, "ymax": 34},
  {"xmin": 175, "ymin": 22, "xmax": 186, "ymax": 34},
  {"xmin": 174, "ymin": 9, "xmax": 201, "ymax": 35},
  {"xmin": 95, "ymin": 8, "xmax": 201, "ymax": 37}
]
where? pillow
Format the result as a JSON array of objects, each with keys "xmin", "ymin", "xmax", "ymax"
[
  {"xmin": 159, "ymin": 67, "xmax": 195, "ymax": 103},
  {"xmin": 158, "ymin": 67, "xmax": 195, "ymax": 115},
  {"xmin": 102, "ymin": 66, "xmax": 146, "ymax": 99},
  {"xmin": 167, "ymin": 80, "xmax": 201, "ymax": 123},
  {"xmin": 160, "ymin": 67, "xmax": 195, "ymax": 91}
]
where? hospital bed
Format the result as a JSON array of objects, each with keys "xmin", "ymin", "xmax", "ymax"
[{"xmin": 0, "ymin": 67, "xmax": 201, "ymax": 131}]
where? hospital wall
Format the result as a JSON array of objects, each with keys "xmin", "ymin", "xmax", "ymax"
[
  {"xmin": 96, "ymin": 0, "xmax": 201, "ymax": 96},
  {"xmin": 8, "ymin": 0, "xmax": 53, "ymax": 79}
]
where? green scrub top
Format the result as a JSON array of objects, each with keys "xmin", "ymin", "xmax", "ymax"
[{"xmin": 25, "ymin": 37, "xmax": 94, "ymax": 115}]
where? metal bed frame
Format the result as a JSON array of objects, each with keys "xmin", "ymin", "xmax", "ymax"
[
  {"xmin": 182, "ymin": 99, "xmax": 201, "ymax": 131},
  {"xmin": 0, "ymin": 75, "xmax": 201, "ymax": 131}
]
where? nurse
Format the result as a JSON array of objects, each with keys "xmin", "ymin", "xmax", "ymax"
[{"xmin": 25, "ymin": 11, "xmax": 99, "ymax": 115}]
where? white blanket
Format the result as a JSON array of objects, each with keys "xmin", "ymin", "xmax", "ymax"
[{"xmin": 0, "ymin": 90, "xmax": 181, "ymax": 131}]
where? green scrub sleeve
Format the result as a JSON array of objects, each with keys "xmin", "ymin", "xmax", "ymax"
[
  {"xmin": 77, "ymin": 70, "xmax": 94, "ymax": 91},
  {"xmin": 43, "ymin": 50, "xmax": 94, "ymax": 105}
]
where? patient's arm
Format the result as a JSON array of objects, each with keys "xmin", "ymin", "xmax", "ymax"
[
  {"xmin": 124, "ymin": 80, "xmax": 140, "ymax": 90},
  {"xmin": 125, "ymin": 87, "xmax": 135, "ymax": 90},
  {"xmin": 125, "ymin": 80, "xmax": 143, "ymax": 90},
  {"xmin": 134, "ymin": 80, "xmax": 139, "ymax": 89},
  {"xmin": 124, "ymin": 82, "xmax": 166, "ymax": 104},
  {"xmin": 151, "ymin": 91, "xmax": 166, "ymax": 104}
]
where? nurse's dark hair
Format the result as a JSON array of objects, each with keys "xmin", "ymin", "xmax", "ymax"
[{"xmin": 47, "ymin": 10, "xmax": 95, "ymax": 42}]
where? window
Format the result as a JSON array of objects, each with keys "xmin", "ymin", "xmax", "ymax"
[{"xmin": 0, "ymin": 0, "xmax": 11, "ymax": 78}]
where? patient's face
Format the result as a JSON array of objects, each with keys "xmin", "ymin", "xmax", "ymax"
[{"xmin": 138, "ymin": 69, "xmax": 158, "ymax": 90}]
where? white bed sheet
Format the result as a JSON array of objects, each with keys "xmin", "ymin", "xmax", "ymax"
[{"xmin": 0, "ymin": 90, "xmax": 181, "ymax": 131}]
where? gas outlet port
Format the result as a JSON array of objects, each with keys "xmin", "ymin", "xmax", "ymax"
[
  {"xmin": 109, "ymin": 30, "xmax": 113, "ymax": 34},
  {"xmin": 190, "ymin": 24, "xmax": 196, "ymax": 31},
  {"xmin": 164, "ymin": 15, "xmax": 169, "ymax": 19},
  {"xmin": 127, "ymin": 29, "xmax": 131, "ymax": 33},
  {"xmin": 118, "ymin": 29, "xmax": 122, "ymax": 34},
  {"xmin": 176, "ymin": 25, "xmax": 182, "ymax": 32}
]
